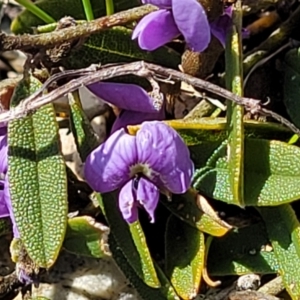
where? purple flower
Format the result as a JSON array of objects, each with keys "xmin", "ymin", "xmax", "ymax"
[
  {"xmin": 132, "ymin": 0, "xmax": 211, "ymax": 52},
  {"xmin": 0, "ymin": 126, "xmax": 19, "ymax": 238},
  {"xmin": 111, "ymin": 108, "xmax": 166, "ymax": 133},
  {"xmin": 210, "ymin": 6, "xmax": 250, "ymax": 47},
  {"xmin": 87, "ymin": 82, "xmax": 166, "ymax": 133},
  {"xmin": 84, "ymin": 121, "xmax": 194, "ymax": 223},
  {"xmin": 87, "ymin": 82, "xmax": 160, "ymax": 113},
  {"xmin": 133, "ymin": 1, "xmax": 248, "ymax": 52}
]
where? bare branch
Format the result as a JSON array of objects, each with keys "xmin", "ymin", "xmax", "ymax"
[{"xmin": 1, "ymin": 61, "xmax": 300, "ymax": 136}]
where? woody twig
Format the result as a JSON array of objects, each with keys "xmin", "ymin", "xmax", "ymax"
[
  {"xmin": 0, "ymin": 4, "xmax": 157, "ymax": 52},
  {"xmin": 0, "ymin": 61, "xmax": 299, "ymax": 135}
]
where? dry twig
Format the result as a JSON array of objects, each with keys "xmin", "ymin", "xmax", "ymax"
[
  {"xmin": 0, "ymin": 5, "xmax": 157, "ymax": 52},
  {"xmin": 0, "ymin": 61, "xmax": 299, "ymax": 136}
]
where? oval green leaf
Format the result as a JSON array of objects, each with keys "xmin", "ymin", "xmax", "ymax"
[
  {"xmin": 259, "ymin": 205, "xmax": 300, "ymax": 299},
  {"xmin": 193, "ymin": 138, "xmax": 300, "ymax": 206},
  {"xmin": 63, "ymin": 27, "xmax": 181, "ymax": 70},
  {"xmin": 8, "ymin": 75, "xmax": 68, "ymax": 268}
]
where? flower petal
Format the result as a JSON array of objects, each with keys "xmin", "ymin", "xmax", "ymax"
[
  {"xmin": 132, "ymin": 10, "xmax": 180, "ymax": 51},
  {"xmin": 87, "ymin": 82, "xmax": 158, "ymax": 113},
  {"xmin": 4, "ymin": 181, "xmax": 19, "ymax": 238},
  {"xmin": 141, "ymin": 0, "xmax": 171, "ymax": 8},
  {"xmin": 0, "ymin": 127, "xmax": 10, "ymax": 220},
  {"xmin": 172, "ymin": 0, "xmax": 211, "ymax": 52},
  {"xmin": 137, "ymin": 178, "xmax": 159, "ymax": 223},
  {"xmin": 111, "ymin": 108, "xmax": 166, "ymax": 134},
  {"xmin": 136, "ymin": 121, "xmax": 194, "ymax": 193},
  {"xmin": 0, "ymin": 189, "xmax": 9, "ymax": 218},
  {"xmin": 0, "ymin": 127, "xmax": 8, "ymax": 174},
  {"xmin": 210, "ymin": 14, "xmax": 232, "ymax": 47},
  {"xmin": 119, "ymin": 180, "xmax": 138, "ymax": 223},
  {"xmin": 84, "ymin": 129, "xmax": 137, "ymax": 193}
]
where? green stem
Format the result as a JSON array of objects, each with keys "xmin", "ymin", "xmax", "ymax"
[
  {"xmin": 37, "ymin": 20, "xmax": 86, "ymax": 33},
  {"xmin": 105, "ymin": 0, "xmax": 114, "ymax": 15},
  {"xmin": 14, "ymin": 0, "xmax": 55, "ymax": 24},
  {"xmin": 82, "ymin": 0, "xmax": 94, "ymax": 21}
]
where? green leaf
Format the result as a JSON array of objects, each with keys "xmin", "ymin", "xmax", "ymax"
[
  {"xmin": 259, "ymin": 205, "xmax": 300, "ymax": 299},
  {"xmin": 283, "ymin": 48, "xmax": 300, "ymax": 128},
  {"xmin": 68, "ymin": 91, "xmax": 100, "ymax": 161},
  {"xmin": 161, "ymin": 190, "xmax": 232, "ymax": 237},
  {"xmin": 64, "ymin": 216, "xmax": 111, "ymax": 258},
  {"xmin": 193, "ymin": 138, "xmax": 300, "ymax": 206},
  {"xmin": 207, "ymin": 222, "xmax": 278, "ymax": 276},
  {"xmin": 166, "ymin": 119, "xmax": 291, "ymax": 147},
  {"xmin": 11, "ymin": 0, "xmax": 140, "ymax": 34},
  {"xmin": 165, "ymin": 215, "xmax": 205, "ymax": 300},
  {"xmin": 97, "ymin": 191, "xmax": 160, "ymax": 288},
  {"xmin": 63, "ymin": 27, "xmax": 181, "ymax": 70},
  {"xmin": 8, "ymin": 74, "xmax": 68, "ymax": 268},
  {"xmin": 129, "ymin": 221, "xmax": 160, "ymax": 288},
  {"xmin": 225, "ymin": 3, "xmax": 245, "ymax": 207},
  {"xmin": 109, "ymin": 231, "xmax": 179, "ymax": 300}
]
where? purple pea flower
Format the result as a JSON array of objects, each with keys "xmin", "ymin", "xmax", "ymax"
[
  {"xmin": 0, "ymin": 126, "xmax": 19, "ymax": 238},
  {"xmin": 87, "ymin": 82, "xmax": 166, "ymax": 132},
  {"xmin": 210, "ymin": 6, "xmax": 250, "ymax": 47},
  {"xmin": 84, "ymin": 121, "xmax": 194, "ymax": 223},
  {"xmin": 0, "ymin": 126, "xmax": 34, "ymax": 284},
  {"xmin": 132, "ymin": 0, "xmax": 211, "ymax": 52},
  {"xmin": 133, "ymin": 1, "xmax": 248, "ymax": 52}
]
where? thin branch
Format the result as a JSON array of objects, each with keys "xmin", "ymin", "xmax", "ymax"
[
  {"xmin": 1, "ymin": 61, "xmax": 300, "ymax": 136},
  {"xmin": 0, "ymin": 4, "xmax": 157, "ymax": 52}
]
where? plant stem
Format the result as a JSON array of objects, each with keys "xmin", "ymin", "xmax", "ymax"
[
  {"xmin": 14, "ymin": 0, "xmax": 55, "ymax": 24},
  {"xmin": 82, "ymin": 0, "xmax": 94, "ymax": 21},
  {"xmin": 0, "ymin": 5, "xmax": 157, "ymax": 51},
  {"xmin": 105, "ymin": 0, "xmax": 114, "ymax": 15}
]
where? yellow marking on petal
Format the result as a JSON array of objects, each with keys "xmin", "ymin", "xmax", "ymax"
[{"xmin": 127, "ymin": 125, "xmax": 140, "ymax": 135}]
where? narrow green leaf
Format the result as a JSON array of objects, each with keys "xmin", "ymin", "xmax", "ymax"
[
  {"xmin": 129, "ymin": 221, "xmax": 160, "ymax": 288},
  {"xmin": 97, "ymin": 191, "xmax": 161, "ymax": 288},
  {"xmin": 105, "ymin": 0, "xmax": 115, "ymax": 15},
  {"xmin": 259, "ymin": 205, "xmax": 300, "ymax": 299},
  {"xmin": 193, "ymin": 138, "xmax": 300, "ymax": 206},
  {"xmin": 14, "ymin": 0, "xmax": 55, "ymax": 24},
  {"xmin": 82, "ymin": 0, "xmax": 94, "ymax": 21},
  {"xmin": 225, "ymin": 1, "xmax": 244, "ymax": 207},
  {"xmin": 207, "ymin": 222, "xmax": 278, "ymax": 276},
  {"xmin": 165, "ymin": 216, "xmax": 205, "ymax": 300},
  {"xmin": 8, "ymin": 74, "xmax": 68, "ymax": 268},
  {"xmin": 161, "ymin": 190, "xmax": 232, "ymax": 237},
  {"xmin": 165, "ymin": 119, "xmax": 291, "ymax": 147},
  {"xmin": 68, "ymin": 91, "xmax": 100, "ymax": 161},
  {"xmin": 11, "ymin": 0, "xmax": 140, "ymax": 34},
  {"xmin": 64, "ymin": 216, "xmax": 111, "ymax": 258},
  {"xmin": 109, "ymin": 231, "xmax": 178, "ymax": 300},
  {"xmin": 63, "ymin": 27, "xmax": 181, "ymax": 70}
]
